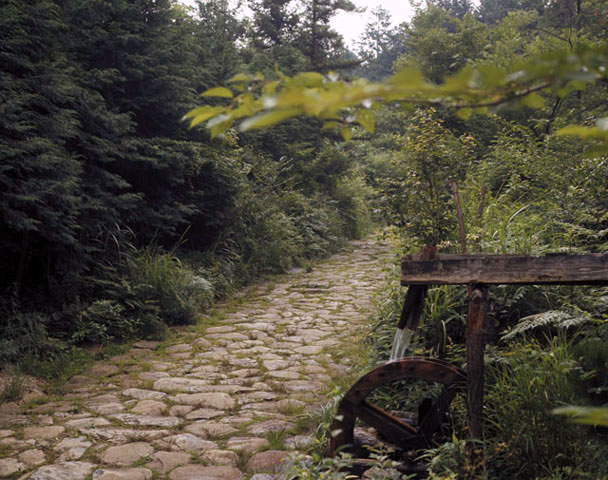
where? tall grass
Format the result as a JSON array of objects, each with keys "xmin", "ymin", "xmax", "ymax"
[
  {"xmin": 127, "ymin": 245, "xmax": 213, "ymax": 326},
  {"xmin": 483, "ymin": 334, "xmax": 598, "ymax": 478}
]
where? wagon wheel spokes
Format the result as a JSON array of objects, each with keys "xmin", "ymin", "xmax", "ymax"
[
  {"xmin": 418, "ymin": 386, "xmax": 462, "ymax": 441},
  {"xmin": 329, "ymin": 357, "xmax": 466, "ymax": 457},
  {"xmin": 346, "ymin": 399, "xmax": 426, "ymax": 448}
]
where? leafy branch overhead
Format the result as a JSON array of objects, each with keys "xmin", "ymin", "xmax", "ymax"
[{"xmin": 186, "ymin": 44, "xmax": 608, "ymax": 143}]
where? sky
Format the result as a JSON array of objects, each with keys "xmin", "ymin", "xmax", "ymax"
[
  {"xmin": 179, "ymin": 0, "xmax": 415, "ymax": 50},
  {"xmin": 330, "ymin": 1, "xmax": 415, "ymax": 49}
]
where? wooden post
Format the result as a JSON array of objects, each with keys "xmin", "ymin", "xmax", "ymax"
[
  {"xmin": 466, "ymin": 284, "xmax": 487, "ymax": 439},
  {"xmin": 397, "ymin": 246, "xmax": 437, "ymax": 330}
]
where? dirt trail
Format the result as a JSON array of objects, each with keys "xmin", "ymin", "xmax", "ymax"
[{"xmin": 0, "ymin": 237, "xmax": 393, "ymax": 480}]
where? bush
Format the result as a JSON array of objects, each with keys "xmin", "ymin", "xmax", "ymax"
[
  {"xmin": 127, "ymin": 246, "xmax": 214, "ymax": 326},
  {"xmin": 483, "ymin": 334, "xmax": 604, "ymax": 478}
]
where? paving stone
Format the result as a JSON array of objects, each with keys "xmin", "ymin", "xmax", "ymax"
[
  {"xmin": 171, "ymin": 392, "xmax": 235, "ymax": 409},
  {"xmin": 30, "ymin": 462, "xmax": 96, "ymax": 480},
  {"xmin": 18, "ymin": 448, "xmax": 46, "ymax": 466},
  {"xmin": 159, "ymin": 433, "xmax": 218, "ymax": 452},
  {"xmin": 89, "ymin": 402, "xmax": 126, "ymax": 415},
  {"xmin": 169, "ymin": 405, "xmax": 194, "ymax": 417},
  {"xmin": 153, "ymin": 377, "xmax": 210, "ymax": 392},
  {"xmin": 293, "ymin": 345, "xmax": 324, "ymax": 355},
  {"xmin": 166, "ymin": 344, "xmax": 192, "ymax": 353},
  {"xmin": 89, "ymin": 394, "xmax": 121, "ymax": 404},
  {"xmin": 243, "ymin": 399, "xmax": 305, "ymax": 413},
  {"xmin": 185, "ymin": 421, "xmax": 238, "ymax": 438},
  {"xmin": 220, "ymin": 415, "xmax": 253, "ymax": 426},
  {"xmin": 133, "ymin": 340, "xmax": 160, "ymax": 350},
  {"xmin": 239, "ymin": 391, "xmax": 277, "ymax": 402},
  {"xmin": 100, "ymin": 442, "xmax": 154, "ymax": 466},
  {"xmin": 0, "ymin": 458, "xmax": 25, "ymax": 476},
  {"xmin": 284, "ymin": 380, "xmax": 324, "ymax": 392},
  {"xmin": 247, "ymin": 450, "xmax": 290, "ymax": 473},
  {"xmin": 93, "ymin": 468, "xmax": 153, "ymax": 480},
  {"xmin": 225, "ymin": 437, "xmax": 270, "ymax": 454},
  {"xmin": 145, "ymin": 451, "xmax": 190, "ymax": 473},
  {"xmin": 229, "ymin": 368, "xmax": 260, "ymax": 378},
  {"xmin": 184, "ymin": 407, "xmax": 223, "ymax": 420},
  {"xmin": 200, "ymin": 449, "xmax": 239, "ymax": 466},
  {"xmin": 131, "ymin": 400, "xmax": 167, "ymax": 416},
  {"xmin": 168, "ymin": 465, "xmax": 243, "ymax": 480},
  {"xmin": 267, "ymin": 370, "xmax": 300, "ymax": 380},
  {"xmin": 65, "ymin": 417, "xmax": 111, "ymax": 429},
  {"xmin": 23, "ymin": 425, "xmax": 65, "ymax": 439},
  {"xmin": 56, "ymin": 438, "xmax": 92, "ymax": 460},
  {"xmin": 110, "ymin": 413, "xmax": 181, "ymax": 427},
  {"xmin": 262, "ymin": 360, "xmax": 290, "ymax": 370},
  {"xmin": 247, "ymin": 419, "xmax": 295, "ymax": 436},
  {"xmin": 205, "ymin": 326, "xmax": 236, "ymax": 334},
  {"xmin": 138, "ymin": 371, "xmax": 169, "ymax": 381},
  {"xmin": 86, "ymin": 428, "xmax": 170, "ymax": 443},
  {"xmin": 123, "ymin": 389, "xmax": 167, "ymax": 401},
  {"xmin": 193, "ymin": 338, "xmax": 212, "ymax": 348}
]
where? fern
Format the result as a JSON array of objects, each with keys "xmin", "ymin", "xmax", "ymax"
[{"xmin": 502, "ymin": 310, "xmax": 591, "ymax": 341}]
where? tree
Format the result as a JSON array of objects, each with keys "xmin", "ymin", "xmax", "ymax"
[
  {"xmin": 249, "ymin": 0, "xmax": 300, "ymax": 48},
  {"xmin": 355, "ymin": 7, "xmax": 405, "ymax": 80},
  {"xmin": 0, "ymin": 0, "xmax": 82, "ymax": 295},
  {"xmin": 296, "ymin": 0, "xmax": 358, "ymax": 71}
]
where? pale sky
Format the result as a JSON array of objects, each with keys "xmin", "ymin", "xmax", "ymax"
[
  {"xmin": 331, "ymin": 1, "xmax": 415, "ymax": 49},
  {"xmin": 179, "ymin": 0, "xmax": 415, "ymax": 50}
]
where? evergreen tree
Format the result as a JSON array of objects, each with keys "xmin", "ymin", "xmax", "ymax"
[
  {"xmin": 0, "ymin": 0, "xmax": 82, "ymax": 295},
  {"xmin": 355, "ymin": 7, "xmax": 405, "ymax": 80},
  {"xmin": 296, "ymin": 0, "xmax": 357, "ymax": 71}
]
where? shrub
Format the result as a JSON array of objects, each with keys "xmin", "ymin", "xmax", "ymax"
[{"xmin": 483, "ymin": 334, "xmax": 600, "ymax": 478}]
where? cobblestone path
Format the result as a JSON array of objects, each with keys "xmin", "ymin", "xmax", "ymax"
[{"xmin": 0, "ymin": 238, "xmax": 393, "ymax": 480}]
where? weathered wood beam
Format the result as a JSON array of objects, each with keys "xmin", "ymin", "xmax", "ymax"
[
  {"xmin": 401, "ymin": 253, "xmax": 608, "ymax": 285},
  {"xmin": 466, "ymin": 284, "xmax": 487, "ymax": 439}
]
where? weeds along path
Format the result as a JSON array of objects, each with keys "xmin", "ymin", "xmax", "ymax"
[{"xmin": 0, "ymin": 237, "xmax": 394, "ymax": 480}]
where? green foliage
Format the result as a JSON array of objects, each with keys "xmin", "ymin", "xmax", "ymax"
[
  {"xmin": 378, "ymin": 108, "xmax": 474, "ymax": 245},
  {"xmin": 19, "ymin": 347, "xmax": 92, "ymax": 388},
  {"xmin": 501, "ymin": 310, "xmax": 591, "ymax": 341},
  {"xmin": 126, "ymin": 246, "xmax": 213, "ymax": 326},
  {"xmin": 185, "ymin": 43, "xmax": 608, "ymax": 141},
  {"xmin": 0, "ymin": 369, "xmax": 25, "ymax": 404},
  {"xmin": 553, "ymin": 405, "xmax": 608, "ymax": 427},
  {"xmin": 285, "ymin": 452, "xmax": 359, "ymax": 480},
  {"xmin": 483, "ymin": 335, "xmax": 598, "ymax": 478}
]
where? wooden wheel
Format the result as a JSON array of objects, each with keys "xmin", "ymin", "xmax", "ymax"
[{"xmin": 329, "ymin": 357, "xmax": 466, "ymax": 457}]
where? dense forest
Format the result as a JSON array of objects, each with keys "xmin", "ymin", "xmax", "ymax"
[{"xmin": 2, "ymin": 0, "xmax": 608, "ymax": 477}]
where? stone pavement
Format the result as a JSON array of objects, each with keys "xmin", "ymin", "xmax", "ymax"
[{"xmin": 0, "ymin": 238, "xmax": 393, "ymax": 479}]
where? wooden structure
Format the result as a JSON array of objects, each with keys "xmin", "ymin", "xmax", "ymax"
[{"xmin": 329, "ymin": 250, "xmax": 608, "ymax": 471}]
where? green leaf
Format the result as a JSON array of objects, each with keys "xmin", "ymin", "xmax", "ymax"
[
  {"xmin": 183, "ymin": 106, "xmax": 225, "ymax": 128},
  {"xmin": 553, "ymin": 406, "xmax": 608, "ymax": 426},
  {"xmin": 340, "ymin": 127, "xmax": 353, "ymax": 142},
  {"xmin": 200, "ymin": 87, "xmax": 233, "ymax": 98},
  {"xmin": 456, "ymin": 108, "xmax": 472, "ymax": 120},
  {"xmin": 356, "ymin": 110, "xmax": 375, "ymax": 134},
  {"xmin": 520, "ymin": 92, "xmax": 545, "ymax": 109},
  {"xmin": 228, "ymin": 73, "xmax": 251, "ymax": 83},
  {"xmin": 291, "ymin": 72, "xmax": 324, "ymax": 87},
  {"xmin": 322, "ymin": 121, "xmax": 340, "ymax": 130},
  {"xmin": 207, "ymin": 114, "xmax": 233, "ymax": 137},
  {"xmin": 239, "ymin": 108, "xmax": 300, "ymax": 131}
]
